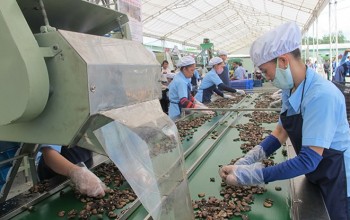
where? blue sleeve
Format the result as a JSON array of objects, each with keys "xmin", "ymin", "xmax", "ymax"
[
  {"xmin": 177, "ymin": 82, "xmax": 189, "ymax": 99},
  {"xmin": 260, "ymin": 135, "xmax": 281, "ymax": 156},
  {"xmin": 263, "ymin": 146, "xmax": 322, "ymax": 182},
  {"xmin": 302, "ymin": 90, "xmax": 342, "ymax": 148},
  {"xmin": 39, "ymin": 145, "xmax": 62, "ymax": 152}
]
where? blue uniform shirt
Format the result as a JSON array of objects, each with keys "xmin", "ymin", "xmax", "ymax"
[
  {"xmin": 168, "ymin": 72, "xmax": 191, "ymax": 119},
  {"xmin": 234, "ymin": 66, "xmax": 246, "ymax": 80},
  {"xmin": 195, "ymin": 69, "xmax": 223, "ymax": 102},
  {"xmin": 279, "ymin": 67, "xmax": 350, "ymax": 196}
]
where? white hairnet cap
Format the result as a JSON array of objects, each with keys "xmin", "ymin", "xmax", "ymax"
[
  {"xmin": 250, "ymin": 22, "xmax": 301, "ymax": 67},
  {"xmin": 208, "ymin": 57, "xmax": 223, "ymax": 67},
  {"xmin": 166, "ymin": 73, "xmax": 176, "ymax": 79},
  {"xmin": 177, "ymin": 56, "xmax": 195, "ymax": 67},
  {"xmin": 218, "ymin": 50, "xmax": 228, "ymax": 56}
]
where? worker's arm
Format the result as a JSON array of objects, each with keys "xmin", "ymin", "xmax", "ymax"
[
  {"xmin": 41, "ymin": 147, "xmax": 76, "ymax": 177},
  {"xmin": 179, "ymin": 97, "xmax": 195, "ymax": 108},
  {"xmin": 213, "ymin": 88, "xmax": 224, "ymax": 97},
  {"xmin": 220, "ymin": 146, "xmax": 323, "ymax": 186},
  {"xmin": 41, "ymin": 147, "xmax": 106, "ymax": 197},
  {"xmin": 218, "ymin": 83, "xmax": 245, "ymax": 95},
  {"xmin": 217, "ymin": 83, "xmax": 236, "ymax": 93},
  {"xmin": 234, "ymin": 124, "xmax": 287, "ymax": 166}
]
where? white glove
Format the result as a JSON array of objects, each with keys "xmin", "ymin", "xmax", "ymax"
[
  {"xmin": 194, "ymin": 103, "xmax": 214, "ymax": 115},
  {"xmin": 234, "ymin": 145, "xmax": 266, "ymax": 165},
  {"xmin": 236, "ymin": 89, "xmax": 245, "ymax": 95},
  {"xmin": 68, "ymin": 167, "xmax": 107, "ymax": 197},
  {"xmin": 223, "ymin": 94, "xmax": 234, "ymax": 99},
  {"xmin": 219, "ymin": 163, "xmax": 264, "ymax": 186}
]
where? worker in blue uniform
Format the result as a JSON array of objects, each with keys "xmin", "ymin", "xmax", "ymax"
[
  {"xmin": 219, "ymin": 22, "xmax": 350, "ymax": 220},
  {"xmin": 37, "ymin": 145, "xmax": 106, "ymax": 197},
  {"xmin": 218, "ymin": 50, "xmax": 230, "ymax": 87},
  {"xmin": 168, "ymin": 56, "xmax": 207, "ymax": 119},
  {"xmin": 195, "ymin": 57, "xmax": 245, "ymax": 104},
  {"xmin": 0, "ymin": 142, "xmax": 106, "ymax": 197}
]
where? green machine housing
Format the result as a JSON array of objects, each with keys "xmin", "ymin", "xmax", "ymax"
[{"xmin": 0, "ymin": 0, "xmax": 161, "ymax": 155}]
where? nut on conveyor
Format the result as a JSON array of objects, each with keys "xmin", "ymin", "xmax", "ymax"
[
  {"xmin": 57, "ymin": 210, "xmax": 65, "ymax": 217},
  {"xmin": 198, "ymin": 193, "xmax": 205, "ymax": 197},
  {"xmin": 275, "ymin": 186, "xmax": 282, "ymax": 191}
]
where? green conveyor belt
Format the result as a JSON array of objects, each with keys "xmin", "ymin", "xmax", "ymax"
[
  {"xmin": 13, "ymin": 183, "xmax": 137, "ymax": 220},
  {"xmin": 13, "ymin": 93, "xmax": 291, "ymax": 220}
]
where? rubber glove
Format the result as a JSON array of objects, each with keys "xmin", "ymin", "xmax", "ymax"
[
  {"xmin": 194, "ymin": 100, "xmax": 214, "ymax": 115},
  {"xmin": 236, "ymin": 89, "xmax": 246, "ymax": 95},
  {"xmin": 235, "ymin": 135, "xmax": 281, "ymax": 165},
  {"xmin": 223, "ymin": 94, "xmax": 235, "ymax": 99},
  {"xmin": 219, "ymin": 163, "xmax": 264, "ymax": 186},
  {"xmin": 269, "ymin": 99, "xmax": 282, "ymax": 108},
  {"xmin": 68, "ymin": 166, "xmax": 107, "ymax": 197}
]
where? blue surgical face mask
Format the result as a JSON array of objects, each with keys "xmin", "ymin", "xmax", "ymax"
[{"xmin": 273, "ymin": 59, "xmax": 294, "ymax": 89}]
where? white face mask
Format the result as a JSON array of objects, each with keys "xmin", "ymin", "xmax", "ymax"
[{"xmin": 273, "ymin": 60, "xmax": 294, "ymax": 89}]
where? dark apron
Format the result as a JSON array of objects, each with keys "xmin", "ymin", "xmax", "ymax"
[
  {"xmin": 280, "ymin": 76, "xmax": 348, "ymax": 220},
  {"xmin": 202, "ymin": 84, "xmax": 217, "ymax": 104},
  {"xmin": 170, "ymin": 82, "xmax": 191, "ymax": 114},
  {"xmin": 218, "ymin": 64, "xmax": 230, "ymax": 87}
]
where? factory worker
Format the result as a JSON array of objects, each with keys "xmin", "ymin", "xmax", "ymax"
[
  {"xmin": 195, "ymin": 57, "xmax": 245, "ymax": 104},
  {"xmin": 168, "ymin": 56, "xmax": 207, "ymax": 119},
  {"xmin": 231, "ymin": 60, "xmax": 246, "ymax": 80},
  {"xmin": 217, "ymin": 50, "xmax": 230, "ymax": 87},
  {"xmin": 37, "ymin": 145, "xmax": 107, "ymax": 197},
  {"xmin": 219, "ymin": 22, "xmax": 350, "ymax": 220}
]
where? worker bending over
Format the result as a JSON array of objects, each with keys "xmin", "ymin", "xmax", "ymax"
[{"xmin": 195, "ymin": 57, "xmax": 245, "ymax": 104}]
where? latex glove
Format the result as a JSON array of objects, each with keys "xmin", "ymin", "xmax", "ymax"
[
  {"xmin": 236, "ymin": 89, "xmax": 245, "ymax": 95},
  {"xmin": 193, "ymin": 102, "xmax": 214, "ymax": 115},
  {"xmin": 69, "ymin": 167, "xmax": 107, "ymax": 197},
  {"xmin": 269, "ymin": 99, "xmax": 282, "ymax": 108},
  {"xmin": 219, "ymin": 163, "xmax": 264, "ymax": 186},
  {"xmin": 223, "ymin": 94, "xmax": 235, "ymax": 99},
  {"xmin": 194, "ymin": 99, "xmax": 207, "ymax": 107},
  {"xmin": 234, "ymin": 145, "xmax": 266, "ymax": 165}
]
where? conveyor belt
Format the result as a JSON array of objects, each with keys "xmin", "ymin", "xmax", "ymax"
[{"xmin": 9, "ymin": 92, "xmax": 329, "ymax": 220}]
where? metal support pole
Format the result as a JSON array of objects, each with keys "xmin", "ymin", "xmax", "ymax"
[
  {"xmin": 329, "ymin": 0, "xmax": 333, "ymax": 76},
  {"xmin": 304, "ymin": 34, "xmax": 307, "ymax": 63},
  {"xmin": 38, "ymin": 0, "xmax": 50, "ymax": 26},
  {"xmin": 312, "ymin": 21, "xmax": 315, "ymax": 60},
  {"xmin": 335, "ymin": 1, "xmax": 338, "ymax": 60}
]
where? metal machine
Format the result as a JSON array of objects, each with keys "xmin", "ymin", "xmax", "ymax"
[
  {"xmin": 0, "ymin": 0, "xmax": 194, "ymax": 219},
  {"xmin": 196, "ymin": 38, "xmax": 214, "ymax": 68}
]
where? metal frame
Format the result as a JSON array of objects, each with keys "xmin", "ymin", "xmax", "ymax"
[{"xmin": 0, "ymin": 144, "xmax": 39, "ymax": 204}]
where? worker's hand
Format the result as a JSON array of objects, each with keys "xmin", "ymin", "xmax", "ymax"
[
  {"xmin": 235, "ymin": 145, "xmax": 266, "ymax": 165},
  {"xmin": 269, "ymin": 99, "xmax": 282, "ymax": 108},
  {"xmin": 223, "ymin": 94, "xmax": 235, "ymax": 99},
  {"xmin": 194, "ymin": 103, "xmax": 214, "ymax": 115},
  {"xmin": 236, "ymin": 89, "xmax": 246, "ymax": 95},
  {"xmin": 219, "ymin": 163, "xmax": 264, "ymax": 186},
  {"xmin": 68, "ymin": 166, "xmax": 107, "ymax": 197}
]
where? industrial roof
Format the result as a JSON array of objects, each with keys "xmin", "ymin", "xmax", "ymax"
[{"xmin": 142, "ymin": 0, "xmax": 329, "ymax": 53}]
